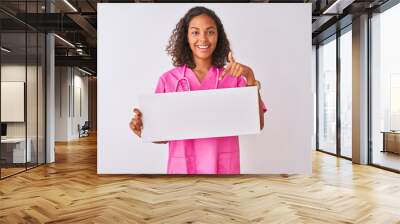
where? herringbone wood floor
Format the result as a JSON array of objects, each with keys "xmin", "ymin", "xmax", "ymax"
[{"xmin": 1, "ymin": 135, "xmax": 400, "ymax": 224}]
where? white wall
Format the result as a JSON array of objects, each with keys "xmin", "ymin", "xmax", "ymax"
[
  {"xmin": 55, "ymin": 66, "xmax": 69, "ymax": 141},
  {"xmin": 1, "ymin": 65, "xmax": 39, "ymax": 138},
  {"xmin": 98, "ymin": 3, "xmax": 313, "ymax": 174},
  {"xmin": 1, "ymin": 66, "xmax": 26, "ymax": 126},
  {"xmin": 55, "ymin": 67, "xmax": 89, "ymax": 141},
  {"xmin": 72, "ymin": 72, "xmax": 89, "ymax": 138}
]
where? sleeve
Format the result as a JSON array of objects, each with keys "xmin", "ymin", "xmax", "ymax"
[
  {"xmin": 154, "ymin": 77, "xmax": 166, "ymax": 93},
  {"xmin": 238, "ymin": 76, "xmax": 267, "ymax": 113}
]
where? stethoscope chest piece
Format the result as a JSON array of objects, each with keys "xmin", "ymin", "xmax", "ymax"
[{"xmin": 176, "ymin": 78, "xmax": 191, "ymax": 92}]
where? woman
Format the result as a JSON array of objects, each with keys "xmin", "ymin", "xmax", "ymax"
[{"xmin": 130, "ymin": 6, "xmax": 266, "ymax": 174}]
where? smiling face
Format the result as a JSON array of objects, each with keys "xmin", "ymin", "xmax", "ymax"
[{"xmin": 187, "ymin": 14, "xmax": 218, "ymax": 64}]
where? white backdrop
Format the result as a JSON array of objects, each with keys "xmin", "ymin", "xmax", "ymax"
[{"xmin": 98, "ymin": 3, "xmax": 313, "ymax": 174}]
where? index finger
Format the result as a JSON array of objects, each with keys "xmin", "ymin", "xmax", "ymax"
[{"xmin": 221, "ymin": 62, "xmax": 233, "ymax": 79}]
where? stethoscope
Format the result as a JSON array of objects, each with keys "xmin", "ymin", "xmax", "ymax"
[{"xmin": 175, "ymin": 65, "xmax": 220, "ymax": 92}]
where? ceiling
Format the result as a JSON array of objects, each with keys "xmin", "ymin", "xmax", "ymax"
[{"xmin": 0, "ymin": 0, "xmax": 392, "ymax": 75}]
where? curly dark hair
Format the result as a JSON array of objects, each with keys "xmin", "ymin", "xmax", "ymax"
[{"xmin": 166, "ymin": 6, "xmax": 231, "ymax": 69}]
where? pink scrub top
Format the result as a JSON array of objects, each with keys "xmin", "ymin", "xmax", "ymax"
[{"xmin": 155, "ymin": 65, "xmax": 267, "ymax": 174}]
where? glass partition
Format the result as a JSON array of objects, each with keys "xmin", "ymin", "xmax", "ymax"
[
  {"xmin": 1, "ymin": 31, "xmax": 28, "ymax": 177},
  {"xmin": 38, "ymin": 32, "xmax": 45, "ymax": 165},
  {"xmin": 27, "ymin": 31, "xmax": 38, "ymax": 169},
  {"xmin": 0, "ymin": 1, "xmax": 46, "ymax": 179}
]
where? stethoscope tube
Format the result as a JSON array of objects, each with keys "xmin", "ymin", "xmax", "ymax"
[{"xmin": 175, "ymin": 65, "xmax": 220, "ymax": 92}]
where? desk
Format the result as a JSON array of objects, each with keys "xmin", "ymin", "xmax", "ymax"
[
  {"xmin": 1, "ymin": 138, "xmax": 31, "ymax": 163},
  {"xmin": 382, "ymin": 131, "xmax": 400, "ymax": 154}
]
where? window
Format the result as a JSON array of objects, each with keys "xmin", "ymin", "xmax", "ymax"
[
  {"xmin": 318, "ymin": 36, "xmax": 337, "ymax": 154},
  {"xmin": 371, "ymin": 2, "xmax": 400, "ymax": 171},
  {"xmin": 340, "ymin": 28, "xmax": 352, "ymax": 158}
]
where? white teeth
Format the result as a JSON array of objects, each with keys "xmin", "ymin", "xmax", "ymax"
[{"xmin": 197, "ymin": 45, "xmax": 209, "ymax": 49}]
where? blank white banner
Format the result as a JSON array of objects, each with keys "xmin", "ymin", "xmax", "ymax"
[{"xmin": 139, "ymin": 87, "xmax": 260, "ymax": 142}]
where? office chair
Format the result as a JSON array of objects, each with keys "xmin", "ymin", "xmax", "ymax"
[{"xmin": 79, "ymin": 121, "xmax": 90, "ymax": 138}]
